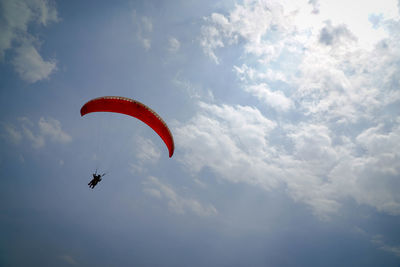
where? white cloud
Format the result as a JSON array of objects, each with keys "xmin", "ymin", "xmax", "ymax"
[
  {"xmin": 281, "ymin": 123, "xmax": 344, "ymax": 217},
  {"xmin": 175, "ymin": 102, "xmax": 280, "ymax": 189},
  {"xmin": 233, "ymin": 64, "xmax": 293, "ymax": 112},
  {"xmin": 12, "ymin": 43, "xmax": 57, "ymax": 83},
  {"xmin": 143, "ymin": 176, "xmax": 218, "ymax": 217},
  {"xmin": 132, "ymin": 11, "xmax": 153, "ymax": 51},
  {"xmin": 316, "ymin": 0, "xmax": 398, "ymax": 50},
  {"xmin": 174, "ymin": 101, "xmax": 345, "ymax": 218},
  {"xmin": 168, "ymin": 37, "xmax": 180, "ymax": 53},
  {"xmin": 129, "ymin": 136, "xmax": 161, "ymax": 174},
  {"xmin": 234, "ymin": 64, "xmax": 288, "ymax": 83},
  {"xmin": 172, "ymin": 72, "xmax": 214, "ymax": 101},
  {"xmin": 330, "ymin": 123, "xmax": 400, "ymax": 215},
  {"xmin": 141, "ymin": 16, "xmax": 153, "ymax": 32},
  {"xmin": 3, "ymin": 117, "xmax": 71, "ymax": 148},
  {"xmin": 308, "ymin": 0, "xmax": 320, "ymax": 14},
  {"xmin": 0, "ymin": 0, "xmax": 58, "ymax": 82},
  {"xmin": 372, "ymin": 235, "xmax": 400, "ymax": 257},
  {"xmin": 134, "ymin": 136, "xmax": 161, "ymax": 162},
  {"xmin": 38, "ymin": 117, "xmax": 72, "ymax": 144},
  {"xmin": 200, "ymin": 0, "xmax": 400, "ymax": 63},
  {"xmin": 22, "ymin": 123, "xmax": 45, "ymax": 148},
  {"xmin": 318, "ymin": 21, "xmax": 357, "ymax": 46},
  {"xmin": 3, "ymin": 124, "xmax": 23, "ymax": 144},
  {"xmin": 293, "ymin": 20, "xmax": 400, "ymax": 124},
  {"xmin": 186, "ymin": 0, "xmax": 400, "ymax": 219},
  {"xmin": 200, "ymin": 24, "xmax": 224, "ymax": 64},
  {"xmin": 200, "ymin": 0, "xmax": 289, "ymax": 64},
  {"xmin": 176, "ymin": 100, "xmax": 400, "ymax": 219},
  {"xmin": 246, "ymin": 83, "xmax": 294, "ymax": 112}
]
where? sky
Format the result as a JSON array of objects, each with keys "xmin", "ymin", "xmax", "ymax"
[{"xmin": 0, "ymin": 0, "xmax": 400, "ymax": 266}]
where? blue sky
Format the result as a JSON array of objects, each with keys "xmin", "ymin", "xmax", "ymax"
[{"xmin": 1, "ymin": 0, "xmax": 400, "ymax": 266}]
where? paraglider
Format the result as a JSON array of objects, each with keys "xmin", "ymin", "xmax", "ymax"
[
  {"xmin": 88, "ymin": 170, "xmax": 105, "ymax": 189},
  {"xmin": 81, "ymin": 96, "xmax": 174, "ymax": 189},
  {"xmin": 80, "ymin": 96, "xmax": 174, "ymax": 157}
]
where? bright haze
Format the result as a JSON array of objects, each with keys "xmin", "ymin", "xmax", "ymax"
[{"xmin": 1, "ymin": 0, "xmax": 400, "ymax": 266}]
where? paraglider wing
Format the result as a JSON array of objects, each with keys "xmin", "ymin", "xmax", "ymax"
[{"xmin": 80, "ymin": 96, "xmax": 174, "ymax": 157}]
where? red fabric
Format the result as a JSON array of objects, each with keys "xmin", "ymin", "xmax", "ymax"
[{"xmin": 81, "ymin": 96, "xmax": 174, "ymax": 157}]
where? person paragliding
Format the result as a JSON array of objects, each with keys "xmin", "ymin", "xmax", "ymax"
[
  {"xmin": 81, "ymin": 96, "xmax": 175, "ymax": 189},
  {"xmin": 88, "ymin": 170, "xmax": 106, "ymax": 189}
]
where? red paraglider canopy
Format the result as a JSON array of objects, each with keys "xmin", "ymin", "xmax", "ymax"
[{"xmin": 80, "ymin": 96, "xmax": 174, "ymax": 157}]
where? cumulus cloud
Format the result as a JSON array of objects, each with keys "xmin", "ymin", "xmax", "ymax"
[
  {"xmin": 143, "ymin": 176, "xmax": 218, "ymax": 217},
  {"xmin": 175, "ymin": 102, "xmax": 341, "ymax": 218},
  {"xmin": 246, "ymin": 83, "xmax": 294, "ymax": 112},
  {"xmin": 200, "ymin": 0, "xmax": 400, "ymax": 62},
  {"xmin": 288, "ymin": 24, "xmax": 400, "ymax": 214},
  {"xmin": 233, "ymin": 64, "xmax": 292, "ymax": 111},
  {"xmin": 330, "ymin": 123, "xmax": 400, "ymax": 215},
  {"xmin": 319, "ymin": 21, "xmax": 357, "ymax": 46},
  {"xmin": 200, "ymin": 0, "xmax": 289, "ymax": 64},
  {"xmin": 316, "ymin": 0, "xmax": 398, "ymax": 49},
  {"xmin": 295, "ymin": 22, "xmax": 400, "ymax": 124},
  {"xmin": 3, "ymin": 117, "xmax": 71, "ymax": 148},
  {"xmin": 188, "ymin": 0, "xmax": 400, "ymax": 219},
  {"xmin": 0, "ymin": 0, "xmax": 58, "ymax": 82},
  {"xmin": 175, "ymin": 102, "xmax": 279, "ymax": 188},
  {"xmin": 176, "ymin": 102, "xmax": 400, "ymax": 218}
]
